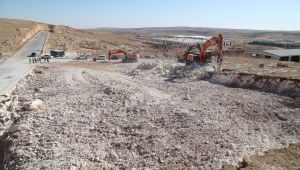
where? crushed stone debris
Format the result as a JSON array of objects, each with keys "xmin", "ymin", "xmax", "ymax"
[{"xmin": 0, "ymin": 62, "xmax": 299, "ymax": 170}]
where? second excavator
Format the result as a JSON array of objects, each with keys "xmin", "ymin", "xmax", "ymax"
[{"xmin": 108, "ymin": 50, "xmax": 139, "ymax": 63}]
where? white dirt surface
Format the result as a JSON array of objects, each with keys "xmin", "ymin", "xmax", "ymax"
[{"xmin": 1, "ymin": 60, "xmax": 299, "ymax": 170}]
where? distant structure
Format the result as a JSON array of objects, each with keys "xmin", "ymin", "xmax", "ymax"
[
  {"xmin": 249, "ymin": 40, "xmax": 300, "ymax": 49},
  {"xmin": 247, "ymin": 49, "xmax": 300, "ymax": 62},
  {"xmin": 223, "ymin": 39, "xmax": 233, "ymax": 48},
  {"xmin": 154, "ymin": 35, "xmax": 234, "ymax": 47},
  {"xmin": 50, "ymin": 49, "xmax": 65, "ymax": 57}
]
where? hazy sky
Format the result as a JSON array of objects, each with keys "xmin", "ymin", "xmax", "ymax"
[{"xmin": 0, "ymin": 0, "xmax": 299, "ymax": 30}]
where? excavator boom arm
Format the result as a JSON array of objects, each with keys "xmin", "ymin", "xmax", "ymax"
[
  {"xmin": 199, "ymin": 40, "xmax": 216, "ymax": 62},
  {"xmin": 199, "ymin": 33, "xmax": 223, "ymax": 63}
]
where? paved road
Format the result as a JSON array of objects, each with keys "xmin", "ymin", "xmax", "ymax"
[{"xmin": 0, "ymin": 31, "xmax": 48, "ymax": 96}]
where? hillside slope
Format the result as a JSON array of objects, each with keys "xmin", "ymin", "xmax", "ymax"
[
  {"xmin": 0, "ymin": 18, "xmax": 39, "ymax": 60},
  {"xmin": 46, "ymin": 25, "xmax": 152, "ymax": 56},
  {"xmin": 0, "ymin": 18, "xmax": 51, "ymax": 61},
  {"xmin": 0, "ymin": 18, "xmax": 154, "ymax": 60}
]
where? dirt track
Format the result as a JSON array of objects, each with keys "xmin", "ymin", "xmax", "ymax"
[{"xmin": 1, "ymin": 60, "xmax": 299, "ymax": 169}]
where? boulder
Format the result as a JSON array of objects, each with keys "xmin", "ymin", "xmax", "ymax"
[
  {"xmin": 221, "ymin": 142, "xmax": 235, "ymax": 150},
  {"xmin": 276, "ymin": 113, "xmax": 288, "ymax": 121},
  {"xmin": 7, "ymin": 124, "xmax": 29, "ymax": 133},
  {"xmin": 11, "ymin": 112, "xmax": 20, "ymax": 120},
  {"xmin": 23, "ymin": 99, "xmax": 43, "ymax": 111},
  {"xmin": 0, "ymin": 109, "xmax": 8, "ymax": 118},
  {"xmin": 0, "ymin": 103, "xmax": 7, "ymax": 110}
]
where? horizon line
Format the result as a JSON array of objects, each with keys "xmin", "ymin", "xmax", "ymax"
[{"xmin": 1, "ymin": 17, "xmax": 300, "ymax": 32}]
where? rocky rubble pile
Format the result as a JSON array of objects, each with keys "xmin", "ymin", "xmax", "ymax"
[
  {"xmin": 126, "ymin": 60, "xmax": 183, "ymax": 77},
  {"xmin": 0, "ymin": 70, "xmax": 45, "ymax": 136},
  {"xmin": 0, "ymin": 95, "xmax": 19, "ymax": 136},
  {"xmin": 170, "ymin": 64, "xmax": 216, "ymax": 80},
  {"xmin": 0, "ymin": 97, "xmax": 43, "ymax": 136},
  {"xmin": 0, "ymin": 69, "xmax": 46, "ymax": 170},
  {"xmin": 127, "ymin": 60, "xmax": 217, "ymax": 80}
]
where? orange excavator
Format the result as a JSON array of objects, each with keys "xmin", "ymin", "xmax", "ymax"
[
  {"xmin": 185, "ymin": 33, "xmax": 223, "ymax": 65},
  {"xmin": 108, "ymin": 50, "xmax": 139, "ymax": 63}
]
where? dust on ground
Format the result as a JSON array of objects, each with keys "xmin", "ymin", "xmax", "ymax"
[{"xmin": 1, "ymin": 60, "xmax": 299, "ymax": 169}]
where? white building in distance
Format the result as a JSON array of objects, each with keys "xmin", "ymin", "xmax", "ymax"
[{"xmin": 247, "ymin": 49, "xmax": 300, "ymax": 62}]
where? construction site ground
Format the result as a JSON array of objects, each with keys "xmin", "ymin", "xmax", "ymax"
[
  {"xmin": 222, "ymin": 56, "xmax": 300, "ymax": 79},
  {"xmin": 1, "ymin": 59, "xmax": 299, "ymax": 169}
]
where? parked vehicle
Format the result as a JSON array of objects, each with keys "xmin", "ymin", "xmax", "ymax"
[
  {"xmin": 97, "ymin": 55, "xmax": 106, "ymax": 60},
  {"xmin": 27, "ymin": 52, "xmax": 37, "ymax": 57},
  {"xmin": 76, "ymin": 55, "xmax": 88, "ymax": 60},
  {"xmin": 93, "ymin": 55, "xmax": 106, "ymax": 61},
  {"xmin": 41, "ymin": 55, "xmax": 52, "ymax": 59}
]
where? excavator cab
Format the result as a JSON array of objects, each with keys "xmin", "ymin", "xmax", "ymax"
[
  {"xmin": 186, "ymin": 51, "xmax": 212, "ymax": 65},
  {"xmin": 122, "ymin": 53, "xmax": 139, "ymax": 63},
  {"xmin": 204, "ymin": 51, "xmax": 212, "ymax": 63},
  {"xmin": 177, "ymin": 43, "xmax": 201, "ymax": 63}
]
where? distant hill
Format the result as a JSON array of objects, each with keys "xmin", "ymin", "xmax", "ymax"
[
  {"xmin": 94, "ymin": 26, "xmax": 267, "ymax": 34},
  {"xmin": 93, "ymin": 27, "xmax": 300, "ymax": 42}
]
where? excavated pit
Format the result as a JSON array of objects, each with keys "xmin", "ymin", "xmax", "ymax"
[
  {"xmin": 131, "ymin": 61, "xmax": 299, "ymax": 98},
  {"xmin": 208, "ymin": 71, "xmax": 300, "ymax": 99}
]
